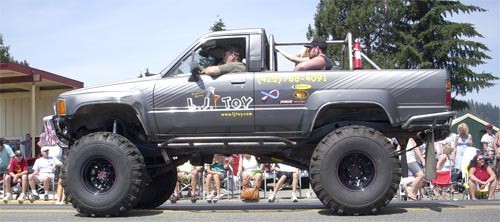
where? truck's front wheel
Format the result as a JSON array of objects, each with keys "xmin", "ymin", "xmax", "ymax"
[
  {"xmin": 310, "ymin": 125, "xmax": 400, "ymax": 215},
  {"xmin": 62, "ymin": 132, "xmax": 146, "ymax": 217}
]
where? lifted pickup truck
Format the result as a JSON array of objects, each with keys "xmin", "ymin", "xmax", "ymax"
[{"xmin": 52, "ymin": 28, "xmax": 455, "ymax": 216}]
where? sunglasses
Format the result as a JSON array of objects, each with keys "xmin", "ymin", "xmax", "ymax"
[{"xmin": 477, "ymin": 158, "xmax": 484, "ymax": 161}]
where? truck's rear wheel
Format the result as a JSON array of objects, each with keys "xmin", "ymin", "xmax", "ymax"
[
  {"xmin": 62, "ymin": 132, "xmax": 146, "ymax": 217},
  {"xmin": 310, "ymin": 125, "xmax": 400, "ymax": 215},
  {"xmin": 135, "ymin": 169, "xmax": 177, "ymax": 209}
]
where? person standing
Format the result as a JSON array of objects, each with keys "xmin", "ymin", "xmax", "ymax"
[
  {"xmin": 20, "ymin": 133, "xmax": 32, "ymax": 159},
  {"xmin": 452, "ymin": 123, "xmax": 474, "ymax": 172},
  {"xmin": 481, "ymin": 124, "xmax": 495, "ymax": 158},
  {"xmin": 405, "ymin": 138, "xmax": 425, "ymax": 201}
]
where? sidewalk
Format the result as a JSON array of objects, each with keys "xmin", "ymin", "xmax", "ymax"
[{"xmin": 1, "ymin": 193, "xmax": 66, "ymax": 205}]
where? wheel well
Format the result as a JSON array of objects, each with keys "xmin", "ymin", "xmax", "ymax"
[
  {"xmin": 307, "ymin": 103, "xmax": 392, "ymax": 142},
  {"xmin": 68, "ymin": 104, "xmax": 148, "ymax": 144}
]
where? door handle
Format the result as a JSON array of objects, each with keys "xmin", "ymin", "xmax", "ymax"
[{"xmin": 231, "ymin": 79, "xmax": 246, "ymax": 84}]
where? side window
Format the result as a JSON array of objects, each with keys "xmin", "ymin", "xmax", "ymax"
[
  {"xmin": 167, "ymin": 36, "xmax": 247, "ymax": 76},
  {"xmin": 171, "ymin": 47, "xmax": 215, "ymax": 75}
]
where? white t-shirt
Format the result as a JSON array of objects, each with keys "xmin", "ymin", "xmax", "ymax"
[
  {"xmin": 480, "ymin": 133, "xmax": 494, "ymax": 152},
  {"xmin": 242, "ymin": 155, "xmax": 259, "ymax": 172},
  {"xmin": 405, "ymin": 138, "xmax": 417, "ymax": 163},
  {"xmin": 33, "ymin": 156, "xmax": 62, "ymax": 175},
  {"xmin": 177, "ymin": 160, "xmax": 194, "ymax": 173}
]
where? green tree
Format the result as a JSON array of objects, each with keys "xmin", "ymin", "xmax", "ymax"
[
  {"xmin": 0, "ymin": 34, "xmax": 29, "ymax": 66},
  {"xmin": 309, "ymin": 0, "xmax": 498, "ymax": 110},
  {"xmin": 0, "ymin": 34, "xmax": 14, "ymax": 63},
  {"xmin": 210, "ymin": 16, "xmax": 226, "ymax": 32}
]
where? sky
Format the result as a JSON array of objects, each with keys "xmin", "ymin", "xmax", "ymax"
[{"xmin": 1, "ymin": 0, "xmax": 499, "ymax": 106}]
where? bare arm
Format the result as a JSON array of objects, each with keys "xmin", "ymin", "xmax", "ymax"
[
  {"xmin": 486, "ymin": 166, "xmax": 496, "ymax": 184},
  {"xmin": 294, "ymin": 56, "xmax": 325, "ymax": 71},
  {"xmin": 414, "ymin": 145, "xmax": 425, "ymax": 167},
  {"xmin": 494, "ymin": 132, "xmax": 500, "ymax": 157},
  {"xmin": 237, "ymin": 154, "xmax": 243, "ymax": 177},
  {"xmin": 276, "ymin": 47, "xmax": 309, "ymax": 64},
  {"xmin": 436, "ymin": 155, "xmax": 446, "ymax": 172},
  {"xmin": 202, "ymin": 66, "xmax": 221, "ymax": 76}
]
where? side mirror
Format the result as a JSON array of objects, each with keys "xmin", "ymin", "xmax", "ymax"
[{"xmin": 189, "ymin": 51, "xmax": 201, "ymax": 82}]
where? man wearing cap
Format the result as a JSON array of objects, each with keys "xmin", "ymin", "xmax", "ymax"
[
  {"xmin": 3, "ymin": 150, "xmax": 28, "ymax": 202},
  {"xmin": 28, "ymin": 146, "xmax": 62, "ymax": 201},
  {"xmin": 481, "ymin": 124, "xmax": 495, "ymax": 158},
  {"xmin": 295, "ymin": 37, "xmax": 333, "ymax": 71}
]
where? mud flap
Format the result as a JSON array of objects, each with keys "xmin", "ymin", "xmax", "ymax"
[{"xmin": 424, "ymin": 129, "xmax": 437, "ymax": 180}]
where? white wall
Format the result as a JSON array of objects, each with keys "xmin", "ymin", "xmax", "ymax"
[{"xmin": 0, "ymin": 89, "xmax": 69, "ymax": 138}]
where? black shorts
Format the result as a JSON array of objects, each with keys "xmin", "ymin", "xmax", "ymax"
[{"xmin": 276, "ymin": 171, "xmax": 294, "ymax": 184}]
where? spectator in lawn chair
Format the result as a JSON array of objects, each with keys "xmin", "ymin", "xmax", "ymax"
[
  {"xmin": 28, "ymin": 146, "xmax": 62, "ymax": 201},
  {"xmin": 238, "ymin": 154, "xmax": 264, "ymax": 190},
  {"xmin": 170, "ymin": 160, "xmax": 202, "ymax": 204},
  {"xmin": 205, "ymin": 154, "xmax": 233, "ymax": 203},
  {"xmin": 268, "ymin": 163, "xmax": 300, "ymax": 203},
  {"xmin": 3, "ymin": 150, "xmax": 28, "ymax": 202},
  {"xmin": 468, "ymin": 153, "xmax": 497, "ymax": 200}
]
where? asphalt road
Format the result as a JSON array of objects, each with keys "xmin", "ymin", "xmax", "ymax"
[{"xmin": 0, "ymin": 198, "xmax": 498, "ymax": 222}]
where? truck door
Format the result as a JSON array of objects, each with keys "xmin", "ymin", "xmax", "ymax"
[
  {"xmin": 254, "ymin": 71, "xmax": 328, "ymax": 133},
  {"xmin": 153, "ymin": 42, "xmax": 254, "ymax": 135}
]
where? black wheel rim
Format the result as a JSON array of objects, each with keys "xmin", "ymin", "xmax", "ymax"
[
  {"xmin": 337, "ymin": 152, "xmax": 375, "ymax": 191},
  {"xmin": 82, "ymin": 157, "xmax": 116, "ymax": 193}
]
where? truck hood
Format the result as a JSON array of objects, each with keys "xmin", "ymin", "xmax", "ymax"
[{"xmin": 60, "ymin": 74, "xmax": 161, "ymax": 96}]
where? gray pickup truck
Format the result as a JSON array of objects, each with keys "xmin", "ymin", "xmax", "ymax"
[{"xmin": 51, "ymin": 28, "xmax": 455, "ymax": 217}]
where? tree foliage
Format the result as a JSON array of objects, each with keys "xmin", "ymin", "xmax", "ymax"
[
  {"xmin": 457, "ymin": 100, "xmax": 500, "ymax": 127},
  {"xmin": 0, "ymin": 34, "xmax": 29, "ymax": 66},
  {"xmin": 309, "ymin": 0, "xmax": 498, "ymax": 110},
  {"xmin": 210, "ymin": 17, "xmax": 226, "ymax": 32}
]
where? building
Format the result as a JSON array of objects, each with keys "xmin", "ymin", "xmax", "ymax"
[
  {"xmin": 452, "ymin": 113, "xmax": 498, "ymax": 148},
  {"xmin": 0, "ymin": 62, "xmax": 83, "ymax": 156}
]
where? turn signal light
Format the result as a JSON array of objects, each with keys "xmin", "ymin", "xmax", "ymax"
[
  {"xmin": 57, "ymin": 99, "xmax": 67, "ymax": 115},
  {"xmin": 445, "ymin": 80, "xmax": 452, "ymax": 106}
]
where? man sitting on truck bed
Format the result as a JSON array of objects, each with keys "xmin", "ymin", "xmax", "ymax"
[
  {"xmin": 294, "ymin": 37, "xmax": 333, "ymax": 71},
  {"xmin": 202, "ymin": 46, "xmax": 246, "ymax": 75}
]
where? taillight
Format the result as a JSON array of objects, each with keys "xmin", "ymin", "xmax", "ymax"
[{"xmin": 445, "ymin": 80, "xmax": 451, "ymax": 106}]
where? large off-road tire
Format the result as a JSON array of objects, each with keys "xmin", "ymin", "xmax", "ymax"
[
  {"xmin": 62, "ymin": 132, "xmax": 146, "ymax": 217},
  {"xmin": 310, "ymin": 125, "xmax": 400, "ymax": 215},
  {"xmin": 135, "ymin": 169, "xmax": 177, "ymax": 209}
]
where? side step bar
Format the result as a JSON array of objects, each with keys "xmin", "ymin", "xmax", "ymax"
[{"xmin": 159, "ymin": 136, "xmax": 296, "ymax": 149}]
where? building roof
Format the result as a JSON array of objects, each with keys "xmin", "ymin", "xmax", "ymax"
[
  {"xmin": 452, "ymin": 113, "xmax": 498, "ymax": 131},
  {"xmin": 0, "ymin": 62, "xmax": 83, "ymax": 93}
]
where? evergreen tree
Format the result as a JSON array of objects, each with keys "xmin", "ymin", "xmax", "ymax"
[
  {"xmin": 0, "ymin": 34, "xmax": 13, "ymax": 63},
  {"xmin": 309, "ymin": 0, "xmax": 498, "ymax": 110},
  {"xmin": 0, "ymin": 34, "xmax": 29, "ymax": 66},
  {"xmin": 210, "ymin": 16, "xmax": 226, "ymax": 32}
]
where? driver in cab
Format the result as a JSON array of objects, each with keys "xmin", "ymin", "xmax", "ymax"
[{"xmin": 202, "ymin": 46, "xmax": 246, "ymax": 76}]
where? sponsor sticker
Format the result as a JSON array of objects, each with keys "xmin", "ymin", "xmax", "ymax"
[
  {"xmin": 292, "ymin": 84, "xmax": 312, "ymax": 90},
  {"xmin": 280, "ymin": 100, "xmax": 293, "ymax": 104},
  {"xmin": 260, "ymin": 89, "xmax": 280, "ymax": 101},
  {"xmin": 293, "ymin": 90, "xmax": 309, "ymax": 99}
]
